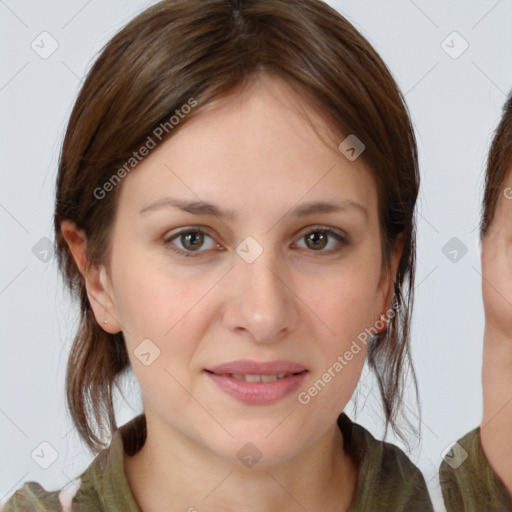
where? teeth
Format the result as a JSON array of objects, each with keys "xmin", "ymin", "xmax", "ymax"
[{"xmin": 219, "ymin": 373, "xmax": 294, "ymax": 382}]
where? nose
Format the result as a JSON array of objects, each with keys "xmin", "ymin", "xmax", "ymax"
[{"xmin": 221, "ymin": 239, "xmax": 300, "ymax": 344}]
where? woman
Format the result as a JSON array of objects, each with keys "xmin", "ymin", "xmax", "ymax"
[
  {"xmin": 439, "ymin": 93, "xmax": 512, "ymax": 510},
  {"xmin": 4, "ymin": 0, "xmax": 432, "ymax": 510}
]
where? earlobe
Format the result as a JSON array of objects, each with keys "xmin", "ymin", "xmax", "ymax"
[
  {"xmin": 60, "ymin": 220, "xmax": 121, "ymax": 333},
  {"xmin": 93, "ymin": 265, "xmax": 122, "ymax": 333}
]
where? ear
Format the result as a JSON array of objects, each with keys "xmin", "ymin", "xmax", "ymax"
[
  {"xmin": 374, "ymin": 232, "xmax": 405, "ymax": 331},
  {"xmin": 60, "ymin": 220, "xmax": 122, "ymax": 334}
]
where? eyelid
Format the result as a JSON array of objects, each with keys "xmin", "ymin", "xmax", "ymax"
[{"xmin": 295, "ymin": 224, "xmax": 348, "ymax": 242}]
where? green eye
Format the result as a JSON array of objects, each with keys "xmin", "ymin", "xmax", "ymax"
[
  {"xmin": 163, "ymin": 226, "xmax": 349, "ymax": 258},
  {"xmin": 163, "ymin": 228, "xmax": 216, "ymax": 257}
]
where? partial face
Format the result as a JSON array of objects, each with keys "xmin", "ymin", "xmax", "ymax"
[
  {"xmin": 99, "ymin": 74, "xmax": 394, "ymax": 464},
  {"xmin": 482, "ymin": 169, "xmax": 512, "ymax": 335}
]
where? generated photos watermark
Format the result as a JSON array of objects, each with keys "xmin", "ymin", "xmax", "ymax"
[
  {"xmin": 297, "ymin": 301, "xmax": 401, "ymax": 405},
  {"xmin": 93, "ymin": 97, "xmax": 198, "ymax": 200}
]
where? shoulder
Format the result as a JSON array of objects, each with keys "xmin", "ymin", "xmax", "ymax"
[
  {"xmin": 2, "ymin": 478, "xmax": 84, "ymax": 512},
  {"xmin": 2, "ymin": 475, "xmax": 102, "ymax": 512},
  {"xmin": 3, "ymin": 415, "xmax": 145, "ymax": 512},
  {"xmin": 338, "ymin": 413, "xmax": 434, "ymax": 511},
  {"xmin": 439, "ymin": 426, "xmax": 512, "ymax": 511}
]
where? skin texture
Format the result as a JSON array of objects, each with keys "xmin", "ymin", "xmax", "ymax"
[
  {"xmin": 481, "ymin": 169, "xmax": 512, "ymax": 494},
  {"xmin": 61, "ymin": 74, "xmax": 403, "ymax": 512}
]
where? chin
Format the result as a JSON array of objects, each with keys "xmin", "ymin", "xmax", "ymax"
[{"xmin": 206, "ymin": 435, "xmax": 305, "ymax": 469}]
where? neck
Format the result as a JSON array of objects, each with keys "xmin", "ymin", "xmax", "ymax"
[
  {"xmin": 124, "ymin": 412, "xmax": 357, "ymax": 512},
  {"xmin": 480, "ymin": 323, "xmax": 512, "ymax": 494}
]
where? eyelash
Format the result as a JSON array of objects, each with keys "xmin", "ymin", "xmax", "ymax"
[{"xmin": 162, "ymin": 225, "xmax": 349, "ymax": 258}]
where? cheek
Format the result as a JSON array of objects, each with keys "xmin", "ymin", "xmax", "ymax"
[
  {"xmin": 301, "ymin": 268, "xmax": 378, "ymax": 398},
  {"xmin": 109, "ymin": 257, "xmax": 210, "ymax": 398},
  {"xmin": 110, "ymin": 244, "xmax": 199, "ymax": 334},
  {"xmin": 117, "ymin": 262, "xmax": 202, "ymax": 409},
  {"xmin": 482, "ymin": 245, "xmax": 512, "ymax": 334},
  {"xmin": 307, "ymin": 260, "xmax": 380, "ymax": 338}
]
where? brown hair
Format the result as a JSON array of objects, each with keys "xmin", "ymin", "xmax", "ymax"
[
  {"xmin": 54, "ymin": 0, "xmax": 420, "ymax": 452},
  {"xmin": 480, "ymin": 92, "xmax": 512, "ymax": 239}
]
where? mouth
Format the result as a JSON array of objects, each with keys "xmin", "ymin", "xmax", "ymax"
[
  {"xmin": 203, "ymin": 360, "xmax": 308, "ymax": 405},
  {"xmin": 205, "ymin": 359, "xmax": 308, "ymax": 375},
  {"xmin": 204, "ymin": 371, "xmax": 306, "ymax": 382}
]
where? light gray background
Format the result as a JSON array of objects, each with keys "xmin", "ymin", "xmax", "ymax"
[{"xmin": 1, "ymin": 1, "xmax": 511, "ymax": 510}]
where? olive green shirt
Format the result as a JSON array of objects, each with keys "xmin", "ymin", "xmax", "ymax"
[
  {"xmin": 439, "ymin": 426, "xmax": 512, "ymax": 511},
  {"xmin": 4, "ymin": 413, "xmax": 433, "ymax": 511}
]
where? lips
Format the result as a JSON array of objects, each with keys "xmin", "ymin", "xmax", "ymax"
[
  {"xmin": 206, "ymin": 359, "xmax": 307, "ymax": 376},
  {"xmin": 204, "ymin": 365, "xmax": 307, "ymax": 406},
  {"xmin": 204, "ymin": 359, "xmax": 308, "ymax": 405}
]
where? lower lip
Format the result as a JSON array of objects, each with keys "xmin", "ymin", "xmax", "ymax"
[{"xmin": 204, "ymin": 370, "xmax": 308, "ymax": 405}]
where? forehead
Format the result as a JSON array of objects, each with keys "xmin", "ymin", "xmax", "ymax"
[{"xmin": 117, "ymin": 74, "xmax": 378, "ymax": 222}]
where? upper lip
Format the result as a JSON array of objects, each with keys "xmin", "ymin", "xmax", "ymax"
[{"xmin": 206, "ymin": 359, "xmax": 308, "ymax": 375}]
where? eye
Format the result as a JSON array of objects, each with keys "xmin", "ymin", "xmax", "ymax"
[
  {"xmin": 294, "ymin": 227, "xmax": 349, "ymax": 254},
  {"xmin": 163, "ymin": 227, "xmax": 219, "ymax": 258},
  {"xmin": 162, "ymin": 225, "xmax": 349, "ymax": 259}
]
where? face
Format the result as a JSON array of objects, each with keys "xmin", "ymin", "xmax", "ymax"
[
  {"xmin": 70, "ymin": 74, "xmax": 399, "ymax": 465},
  {"xmin": 482, "ymin": 169, "xmax": 512, "ymax": 336}
]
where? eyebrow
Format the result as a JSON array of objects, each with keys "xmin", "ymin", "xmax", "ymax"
[{"xmin": 138, "ymin": 197, "xmax": 368, "ymax": 220}]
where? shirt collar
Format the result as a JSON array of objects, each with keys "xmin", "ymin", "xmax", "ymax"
[
  {"xmin": 87, "ymin": 412, "xmax": 361, "ymax": 511},
  {"xmin": 87, "ymin": 414, "xmax": 146, "ymax": 511}
]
